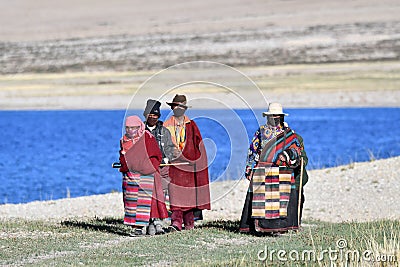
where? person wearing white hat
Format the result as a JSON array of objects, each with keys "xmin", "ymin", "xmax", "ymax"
[
  {"xmin": 239, "ymin": 102, "xmax": 309, "ymax": 235},
  {"xmin": 262, "ymin": 102, "xmax": 289, "ymax": 117}
]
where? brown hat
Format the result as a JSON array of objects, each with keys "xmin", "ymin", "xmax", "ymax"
[{"xmin": 166, "ymin": 94, "xmax": 190, "ymax": 108}]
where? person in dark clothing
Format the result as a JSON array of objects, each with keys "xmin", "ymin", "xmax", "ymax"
[
  {"xmin": 143, "ymin": 99, "xmax": 176, "ymax": 164},
  {"xmin": 239, "ymin": 102, "xmax": 308, "ymax": 235},
  {"xmin": 142, "ymin": 99, "xmax": 177, "ymax": 234}
]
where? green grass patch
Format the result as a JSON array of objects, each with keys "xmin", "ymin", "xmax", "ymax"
[{"xmin": 1, "ymin": 218, "xmax": 399, "ymax": 266}]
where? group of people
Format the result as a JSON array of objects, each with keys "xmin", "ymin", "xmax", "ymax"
[
  {"xmin": 118, "ymin": 94, "xmax": 210, "ymax": 236},
  {"xmin": 117, "ymin": 94, "xmax": 308, "ymax": 236}
]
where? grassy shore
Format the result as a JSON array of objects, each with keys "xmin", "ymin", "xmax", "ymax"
[
  {"xmin": 1, "ymin": 218, "xmax": 399, "ymax": 266},
  {"xmin": 2, "ymin": 158, "xmax": 399, "ymax": 266},
  {"xmin": 1, "ymin": 61, "xmax": 400, "ymax": 109}
]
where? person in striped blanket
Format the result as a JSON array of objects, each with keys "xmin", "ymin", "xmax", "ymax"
[
  {"xmin": 118, "ymin": 115, "xmax": 168, "ymax": 236},
  {"xmin": 239, "ymin": 103, "xmax": 309, "ymax": 235}
]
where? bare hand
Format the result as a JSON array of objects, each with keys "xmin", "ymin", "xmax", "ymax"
[
  {"xmin": 172, "ymin": 148, "xmax": 182, "ymax": 159},
  {"xmin": 245, "ymin": 166, "xmax": 252, "ymax": 181}
]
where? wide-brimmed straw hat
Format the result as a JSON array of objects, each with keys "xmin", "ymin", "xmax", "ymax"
[
  {"xmin": 166, "ymin": 94, "xmax": 191, "ymax": 108},
  {"xmin": 262, "ymin": 102, "xmax": 289, "ymax": 117}
]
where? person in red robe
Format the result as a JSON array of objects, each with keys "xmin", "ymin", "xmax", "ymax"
[
  {"xmin": 164, "ymin": 94, "xmax": 211, "ymax": 231},
  {"xmin": 119, "ymin": 115, "xmax": 168, "ymax": 236}
]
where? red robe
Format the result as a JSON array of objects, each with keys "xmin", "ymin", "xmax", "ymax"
[
  {"xmin": 165, "ymin": 118, "xmax": 211, "ymax": 211},
  {"xmin": 120, "ymin": 131, "xmax": 168, "ymax": 220}
]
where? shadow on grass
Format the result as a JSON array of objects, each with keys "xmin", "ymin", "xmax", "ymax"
[
  {"xmin": 61, "ymin": 218, "xmax": 242, "ymax": 236},
  {"xmin": 198, "ymin": 219, "xmax": 240, "ymax": 233},
  {"xmin": 199, "ymin": 220, "xmax": 293, "ymax": 237},
  {"xmin": 61, "ymin": 217, "xmax": 292, "ymax": 238},
  {"xmin": 61, "ymin": 217, "xmax": 130, "ymax": 237}
]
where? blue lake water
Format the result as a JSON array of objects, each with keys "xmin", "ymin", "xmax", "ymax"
[{"xmin": 0, "ymin": 108, "xmax": 399, "ymax": 204}]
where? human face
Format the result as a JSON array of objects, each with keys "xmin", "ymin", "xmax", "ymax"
[
  {"xmin": 146, "ymin": 114, "xmax": 159, "ymax": 127},
  {"xmin": 267, "ymin": 115, "xmax": 283, "ymax": 127},
  {"xmin": 125, "ymin": 126, "xmax": 140, "ymax": 138},
  {"xmin": 172, "ymin": 105, "xmax": 187, "ymax": 117}
]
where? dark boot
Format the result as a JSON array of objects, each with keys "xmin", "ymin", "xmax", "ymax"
[{"xmin": 171, "ymin": 210, "xmax": 183, "ymax": 231}]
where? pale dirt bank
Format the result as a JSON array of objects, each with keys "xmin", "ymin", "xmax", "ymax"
[
  {"xmin": 1, "ymin": 0, "xmax": 400, "ymax": 75},
  {"xmin": 1, "ymin": 156, "xmax": 399, "ymax": 223},
  {"xmin": 2, "ymin": 0, "xmax": 400, "ymax": 109},
  {"xmin": 2, "ymin": 0, "xmax": 399, "ymax": 42}
]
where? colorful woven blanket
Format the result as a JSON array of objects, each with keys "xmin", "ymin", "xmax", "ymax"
[
  {"xmin": 123, "ymin": 172, "xmax": 154, "ymax": 226},
  {"xmin": 259, "ymin": 128, "xmax": 301, "ymax": 166},
  {"xmin": 251, "ymin": 165, "xmax": 294, "ymax": 219}
]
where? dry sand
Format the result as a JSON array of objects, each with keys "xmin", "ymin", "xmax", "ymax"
[
  {"xmin": 2, "ymin": 0, "xmax": 399, "ymax": 42},
  {"xmin": 2, "ymin": 0, "xmax": 400, "ymax": 75}
]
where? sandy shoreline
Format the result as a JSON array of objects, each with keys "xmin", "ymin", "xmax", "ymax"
[{"xmin": 1, "ymin": 156, "xmax": 399, "ymax": 223}]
